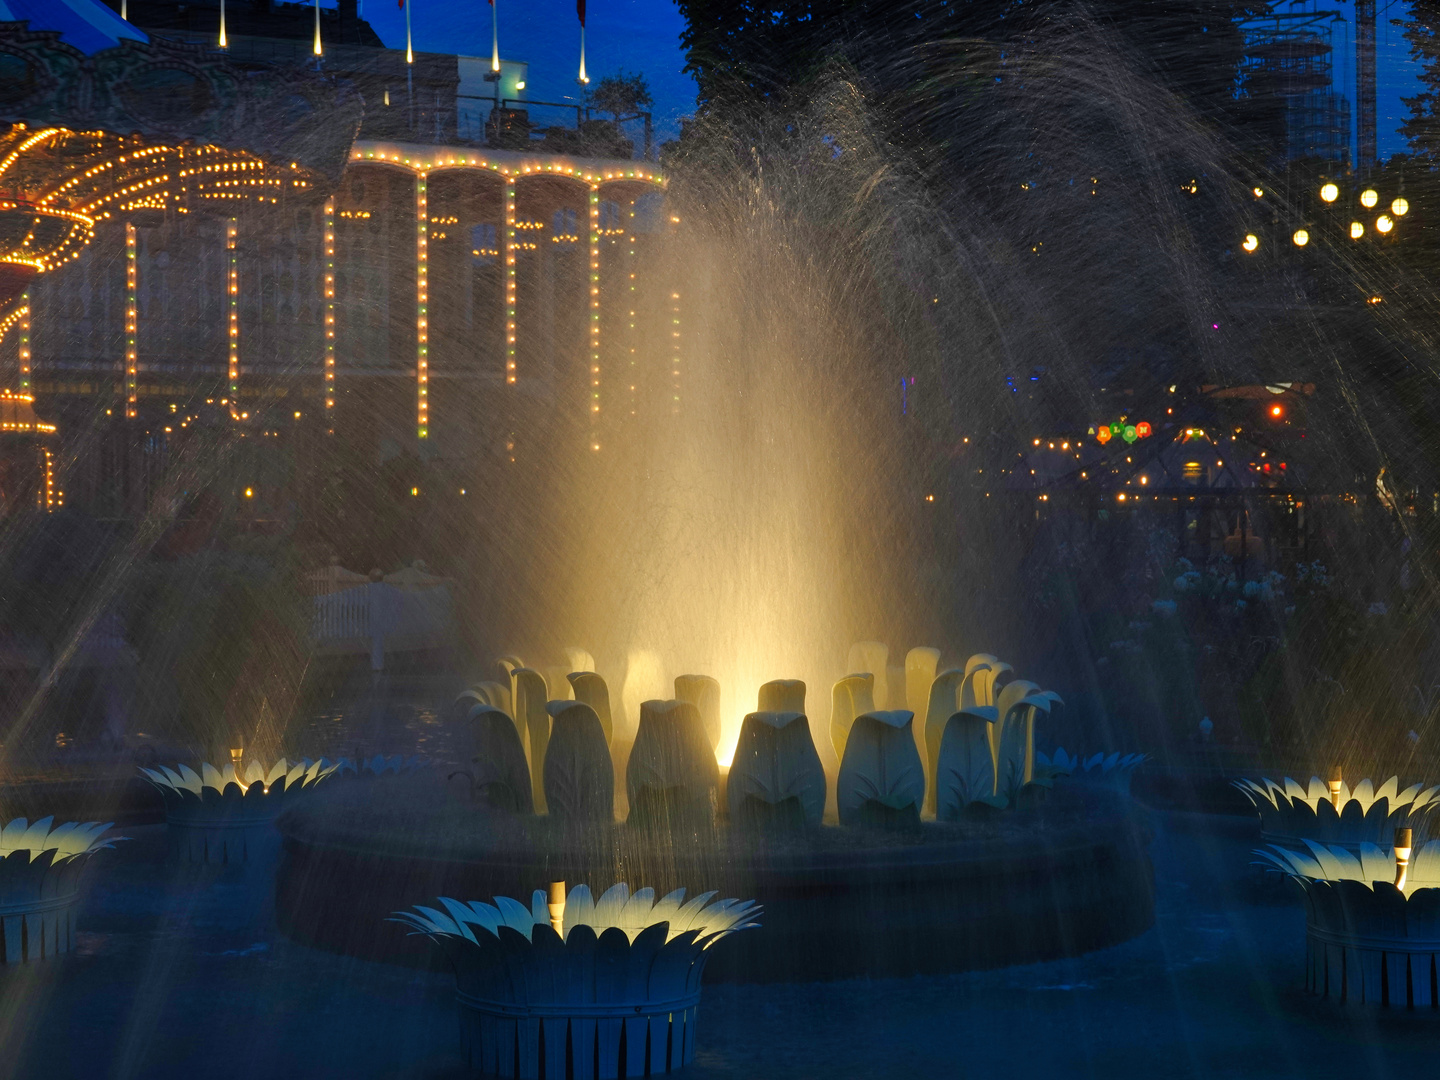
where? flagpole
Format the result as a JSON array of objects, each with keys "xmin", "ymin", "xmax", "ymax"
[
  {"xmin": 491, "ymin": 0, "xmax": 500, "ymax": 73},
  {"xmin": 405, "ymin": 0, "xmax": 414, "ymax": 130}
]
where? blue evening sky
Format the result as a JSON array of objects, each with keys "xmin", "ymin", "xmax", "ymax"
[
  {"xmin": 347, "ymin": 1, "xmax": 1426, "ymax": 159},
  {"xmin": 357, "ymin": 0, "xmax": 698, "ymax": 142}
]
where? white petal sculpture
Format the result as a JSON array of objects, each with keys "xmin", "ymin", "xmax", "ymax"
[
  {"xmin": 510, "ymin": 667, "xmax": 549, "ymax": 813},
  {"xmin": 626, "ymin": 700, "xmax": 719, "ymax": 829},
  {"xmin": 994, "ymin": 680, "xmax": 1058, "ymax": 804},
  {"xmin": 564, "ymin": 646, "xmax": 596, "ymax": 675},
  {"xmin": 1234, "ymin": 774, "xmax": 1440, "ymax": 850},
  {"xmin": 620, "ymin": 648, "xmax": 665, "ymax": 743},
  {"xmin": 458, "ymin": 680, "xmax": 511, "ymax": 718},
  {"xmin": 674, "ymin": 674, "xmax": 722, "ymax": 752},
  {"xmin": 961, "ymin": 653, "xmax": 1013, "ymax": 710},
  {"xmin": 468, "ymin": 704, "xmax": 534, "ymax": 813},
  {"xmin": 567, "ymin": 671, "xmax": 615, "ymax": 744},
  {"xmin": 727, "ymin": 711, "xmax": 826, "ymax": 827},
  {"xmin": 904, "ymin": 647, "xmax": 941, "ymax": 717},
  {"xmin": 497, "ymin": 655, "xmax": 525, "ymax": 681},
  {"xmin": 847, "ymin": 642, "xmax": 889, "ymax": 708},
  {"xmin": 1255, "ymin": 840, "xmax": 1440, "ymax": 1008},
  {"xmin": 935, "ymin": 707, "xmax": 1004, "ymax": 817},
  {"xmin": 393, "ymin": 882, "xmax": 760, "ymax": 1079},
  {"xmin": 757, "ymin": 679, "xmax": 805, "ymax": 714},
  {"xmin": 543, "ymin": 667, "xmax": 575, "ymax": 702},
  {"xmin": 0, "ymin": 817, "xmax": 118, "ymax": 963},
  {"xmin": 837, "ymin": 710, "xmax": 926, "ymax": 828},
  {"xmin": 141, "ymin": 757, "xmax": 337, "ymax": 863},
  {"xmin": 542, "ymin": 701, "xmax": 614, "ymax": 821},
  {"xmin": 922, "ymin": 668, "xmax": 965, "ymax": 816},
  {"xmin": 828, "ymin": 673, "xmax": 875, "ymax": 762}
]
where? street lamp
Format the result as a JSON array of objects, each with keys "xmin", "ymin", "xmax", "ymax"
[
  {"xmin": 1392, "ymin": 197, "xmax": 1409, "ymax": 217},
  {"xmin": 1350, "ymin": 221, "xmax": 1364, "ymax": 239},
  {"xmin": 1292, "ymin": 229, "xmax": 1310, "ymax": 247},
  {"xmin": 1320, "ymin": 183, "xmax": 1339, "ymax": 202},
  {"xmin": 1360, "ymin": 188, "xmax": 1379, "ymax": 208}
]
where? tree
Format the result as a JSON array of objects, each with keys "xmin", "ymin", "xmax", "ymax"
[
  {"xmin": 1401, "ymin": 2, "xmax": 1440, "ymax": 164},
  {"xmin": 590, "ymin": 71, "xmax": 653, "ymax": 124}
]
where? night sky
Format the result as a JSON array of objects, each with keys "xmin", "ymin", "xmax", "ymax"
[
  {"xmin": 357, "ymin": 0, "xmax": 697, "ymax": 143},
  {"xmin": 351, "ymin": 1, "xmax": 1422, "ymax": 159}
]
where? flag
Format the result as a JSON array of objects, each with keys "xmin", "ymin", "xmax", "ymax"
[
  {"xmin": 577, "ymin": 0, "xmax": 585, "ymax": 27},
  {"xmin": 398, "ymin": 0, "xmax": 403, "ymax": 7}
]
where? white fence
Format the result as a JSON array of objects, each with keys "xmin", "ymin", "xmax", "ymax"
[{"xmin": 310, "ymin": 582, "xmax": 454, "ymax": 669}]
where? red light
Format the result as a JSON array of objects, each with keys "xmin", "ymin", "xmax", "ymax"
[{"xmin": 1135, "ymin": 421, "xmax": 1152, "ymax": 438}]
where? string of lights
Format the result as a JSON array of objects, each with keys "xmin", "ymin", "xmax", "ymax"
[
  {"xmin": 227, "ymin": 217, "xmax": 239, "ymax": 418},
  {"xmin": 627, "ymin": 213, "xmax": 637, "ymax": 418},
  {"xmin": 671, "ymin": 290, "xmax": 681, "ymax": 415},
  {"xmin": 323, "ymin": 196, "xmax": 335, "ymax": 430},
  {"xmin": 505, "ymin": 179, "xmax": 516, "ymax": 385},
  {"xmin": 416, "ymin": 174, "xmax": 429, "ymax": 439},
  {"xmin": 589, "ymin": 185, "xmax": 600, "ymax": 451},
  {"xmin": 17, "ymin": 294, "xmax": 29, "ymax": 393},
  {"xmin": 125, "ymin": 223, "xmax": 137, "ymax": 418}
]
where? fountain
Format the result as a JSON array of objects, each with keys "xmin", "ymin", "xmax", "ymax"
[
  {"xmin": 276, "ymin": 649, "xmax": 1155, "ymax": 980},
  {"xmin": 0, "ymin": 816, "xmax": 118, "ymax": 962},
  {"xmin": 393, "ymin": 883, "xmax": 760, "ymax": 1079}
]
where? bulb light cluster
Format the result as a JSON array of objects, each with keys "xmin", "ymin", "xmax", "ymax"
[
  {"xmin": 227, "ymin": 218, "xmax": 239, "ymax": 418},
  {"xmin": 588, "ymin": 187, "xmax": 601, "ymax": 450},
  {"xmin": 323, "ymin": 197, "xmax": 335, "ymax": 429},
  {"xmin": 125, "ymin": 224, "xmax": 137, "ymax": 417},
  {"xmin": 505, "ymin": 180, "xmax": 516, "ymax": 385},
  {"xmin": 415, "ymin": 175, "xmax": 429, "ymax": 438}
]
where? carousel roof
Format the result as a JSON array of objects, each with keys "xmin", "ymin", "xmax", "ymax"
[{"xmin": 0, "ymin": 0, "xmax": 146, "ymax": 55}]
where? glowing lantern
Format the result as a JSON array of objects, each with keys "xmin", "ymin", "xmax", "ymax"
[
  {"xmin": 1377, "ymin": 214, "xmax": 1394, "ymax": 234},
  {"xmin": 1392, "ymin": 197, "xmax": 1409, "ymax": 217},
  {"xmin": 1350, "ymin": 221, "xmax": 1364, "ymax": 239},
  {"xmin": 1095, "ymin": 426, "xmax": 1112, "ymax": 445},
  {"xmin": 1135, "ymin": 421, "xmax": 1152, "ymax": 438},
  {"xmin": 1360, "ymin": 188, "xmax": 1379, "ymax": 208},
  {"xmin": 1122, "ymin": 425, "xmax": 1137, "ymax": 444},
  {"xmin": 1319, "ymin": 183, "xmax": 1338, "ymax": 203},
  {"xmin": 1292, "ymin": 229, "xmax": 1309, "ymax": 247},
  {"xmin": 1242, "ymin": 233, "xmax": 1258, "ymax": 252}
]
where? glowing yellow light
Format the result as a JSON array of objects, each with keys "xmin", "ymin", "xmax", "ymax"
[
  {"xmin": 1253, "ymin": 187, "xmax": 1264, "ymax": 198},
  {"xmin": 244, "ymin": 487, "xmax": 253, "ymax": 498},
  {"xmin": 1350, "ymin": 221, "xmax": 1364, "ymax": 239},
  {"xmin": 1392, "ymin": 197, "xmax": 1409, "ymax": 217},
  {"xmin": 1292, "ymin": 229, "xmax": 1309, "ymax": 247},
  {"xmin": 1360, "ymin": 188, "xmax": 1378, "ymax": 208},
  {"xmin": 1377, "ymin": 214, "xmax": 1394, "ymax": 233},
  {"xmin": 411, "ymin": 486, "xmax": 419, "ymax": 496},
  {"xmin": 1319, "ymin": 182, "xmax": 1338, "ymax": 203},
  {"xmin": 1241, "ymin": 234, "xmax": 1258, "ymax": 252}
]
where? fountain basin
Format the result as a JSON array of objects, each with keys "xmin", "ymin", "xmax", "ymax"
[{"xmin": 276, "ymin": 778, "xmax": 1154, "ymax": 981}]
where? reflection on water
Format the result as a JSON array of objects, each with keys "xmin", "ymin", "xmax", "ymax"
[{"xmin": 289, "ymin": 666, "xmax": 465, "ymax": 765}]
